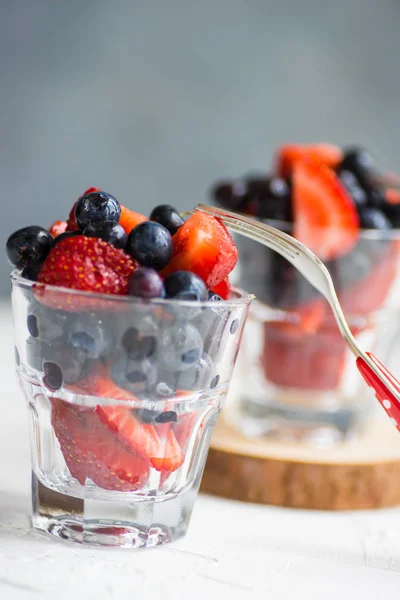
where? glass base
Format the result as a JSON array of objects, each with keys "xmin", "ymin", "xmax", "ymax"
[
  {"xmin": 228, "ymin": 394, "xmax": 366, "ymax": 447},
  {"xmin": 32, "ymin": 474, "xmax": 194, "ymax": 548}
]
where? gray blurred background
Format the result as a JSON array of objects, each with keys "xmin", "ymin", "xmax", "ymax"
[{"xmin": 1, "ymin": 0, "xmax": 400, "ymax": 295}]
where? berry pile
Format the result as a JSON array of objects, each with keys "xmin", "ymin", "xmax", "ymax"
[{"xmin": 8, "ymin": 190, "xmax": 240, "ymax": 489}]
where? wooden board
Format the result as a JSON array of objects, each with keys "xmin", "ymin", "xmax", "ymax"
[{"xmin": 201, "ymin": 417, "xmax": 400, "ymax": 510}]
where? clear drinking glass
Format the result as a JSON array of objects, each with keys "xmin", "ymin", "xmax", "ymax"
[
  {"xmin": 11, "ymin": 271, "xmax": 252, "ymax": 548},
  {"xmin": 227, "ymin": 223, "xmax": 400, "ymax": 445}
]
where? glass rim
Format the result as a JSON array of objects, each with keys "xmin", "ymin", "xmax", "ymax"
[
  {"xmin": 11, "ymin": 269, "xmax": 254, "ymax": 309},
  {"xmin": 242, "ymin": 215, "xmax": 400, "ymax": 241}
]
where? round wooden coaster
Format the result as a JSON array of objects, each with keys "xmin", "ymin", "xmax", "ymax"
[{"xmin": 201, "ymin": 417, "xmax": 400, "ymax": 510}]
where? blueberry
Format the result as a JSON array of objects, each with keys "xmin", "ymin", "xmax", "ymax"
[
  {"xmin": 68, "ymin": 313, "xmax": 113, "ymax": 359},
  {"xmin": 83, "ymin": 221, "xmax": 127, "ymax": 249},
  {"xmin": 6, "ymin": 226, "xmax": 53, "ymax": 268},
  {"xmin": 160, "ymin": 353, "xmax": 215, "ymax": 392},
  {"xmin": 27, "ymin": 305, "xmax": 68, "ymax": 343},
  {"xmin": 211, "ymin": 180, "xmax": 247, "ymax": 211},
  {"xmin": 74, "ymin": 191, "xmax": 121, "ymax": 229},
  {"xmin": 210, "ymin": 374, "xmax": 220, "ymax": 389},
  {"xmin": 339, "ymin": 170, "xmax": 368, "ymax": 208},
  {"xmin": 150, "ymin": 204, "xmax": 184, "ymax": 235},
  {"xmin": 133, "ymin": 409, "xmax": 158, "ymax": 424},
  {"xmin": 208, "ymin": 292, "xmax": 223, "ymax": 302},
  {"xmin": 155, "ymin": 382, "xmax": 174, "ymax": 398},
  {"xmin": 381, "ymin": 204, "xmax": 400, "ymax": 228},
  {"xmin": 121, "ymin": 320, "xmax": 157, "ymax": 360},
  {"xmin": 339, "ymin": 147, "xmax": 376, "ymax": 186},
  {"xmin": 128, "ymin": 268, "xmax": 164, "ymax": 299},
  {"xmin": 358, "ymin": 207, "xmax": 391, "ymax": 230},
  {"xmin": 164, "ymin": 271, "xmax": 208, "ymax": 302},
  {"xmin": 156, "ymin": 322, "xmax": 203, "ymax": 371},
  {"xmin": 245, "ymin": 177, "xmax": 292, "ymax": 222},
  {"xmin": 21, "ymin": 262, "xmax": 42, "ymax": 282},
  {"xmin": 43, "ymin": 362, "xmax": 63, "ymax": 391},
  {"xmin": 110, "ymin": 355, "xmax": 157, "ymax": 394},
  {"xmin": 15, "ymin": 347, "xmax": 20, "ymax": 367},
  {"xmin": 155, "ymin": 411, "xmax": 177, "ymax": 424},
  {"xmin": 367, "ymin": 187, "xmax": 387, "ymax": 210},
  {"xmin": 230, "ymin": 319, "xmax": 240, "ymax": 334},
  {"xmin": 26, "ymin": 337, "xmax": 44, "ymax": 371},
  {"xmin": 127, "ymin": 221, "xmax": 173, "ymax": 271},
  {"xmin": 53, "ymin": 231, "xmax": 80, "ymax": 246},
  {"xmin": 42, "ymin": 344, "xmax": 88, "ymax": 384}
]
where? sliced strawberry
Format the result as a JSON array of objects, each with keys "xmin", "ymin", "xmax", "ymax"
[
  {"xmin": 51, "ymin": 399, "xmax": 149, "ymax": 491},
  {"xmin": 66, "ymin": 187, "xmax": 100, "ymax": 231},
  {"xmin": 211, "ymin": 277, "xmax": 231, "ymax": 300},
  {"xmin": 36, "ymin": 236, "xmax": 136, "ymax": 311},
  {"xmin": 151, "ymin": 428, "xmax": 184, "ymax": 472},
  {"xmin": 276, "ymin": 143, "xmax": 343, "ymax": 178},
  {"xmin": 119, "ymin": 205, "xmax": 148, "ymax": 235},
  {"xmin": 386, "ymin": 188, "xmax": 400, "ymax": 205},
  {"xmin": 293, "ymin": 159, "xmax": 359, "ymax": 260},
  {"xmin": 49, "ymin": 220, "xmax": 68, "ymax": 238},
  {"xmin": 161, "ymin": 212, "xmax": 238, "ymax": 289},
  {"xmin": 174, "ymin": 411, "xmax": 198, "ymax": 450},
  {"xmin": 95, "ymin": 405, "xmax": 162, "ymax": 463}
]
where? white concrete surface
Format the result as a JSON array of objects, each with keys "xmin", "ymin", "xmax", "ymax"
[{"xmin": 1, "ymin": 301, "xmax": 400, "ymax": 599}]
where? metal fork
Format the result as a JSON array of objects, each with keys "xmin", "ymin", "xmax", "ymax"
[{"xmin": 195, "ymin": 203, "xmax": 400, "ymax": 430}]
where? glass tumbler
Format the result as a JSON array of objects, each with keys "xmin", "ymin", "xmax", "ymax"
[
  {"xmin": 227, "ymin": 223, "xmax": 400, "ymax": 445},
  {"xmin": 11, "ymin": 272, "xmax": 252, "ymax": 548}
]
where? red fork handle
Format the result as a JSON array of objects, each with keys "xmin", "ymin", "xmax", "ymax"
[{"xmin": 356, "ymin": 352, "xmax": 400, "ymax": 430}]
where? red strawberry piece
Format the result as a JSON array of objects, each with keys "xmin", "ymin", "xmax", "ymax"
[
  {"xmin": 173, "ymin": 411, "xmax": 198, "ymax": 451},
  {"xmin": 276, "ymin": 143, "xmax": 343, "ymax": 178},
  {"xmin": 161, "ymin": 212, "xmax": 238, "ymax": 289},
  {"xmin": 119, "ymin": 205, "xmax": 148, "ymax": 235},
  {"xmin": 66, "ymin": 187, "xmax": 100, "ymax": 231},
  {"xmin": 151, "ymin": 428, "xmax": 184, "ymax": 473},
  {"xmin": 211, "ymin": 277, "xmax": 231, "ymax": 300},
  {"xmin": 49, "ymin": 220, "xmax": 68, "ymax": 238},
  {"xmin": 36, "ymin": 236, "xmax": 136, "ymax": 311},
  {"xmin": 95, "ymin": 405, "xmax": 162, "ymax": 464},
  {"xmin": 386, "ymin": 188, "xmax": 400, "ymax": 205},
  {"xmin": 51, "ymin": 399, "xmax": 149, "ymax": 491},
  {"xmin": 293, "ymin": 159, "xmax": 359, "ymax": 260}
]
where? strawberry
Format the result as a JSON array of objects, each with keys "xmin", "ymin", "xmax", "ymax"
[
  {"xmin": 161, "ymin": 212, "xmax": 238, "ymax": 289},
  {"xmin": 51, "ymin": 399, "xmax": 149, "ymax": 491},
  {"xmin": 276, "ymin": 143, "xmax": 343, "ymax": 178},
  {"xmin": 211, "ymin": 277, "xmax": 231, "ymax": 300},
  {"xmin": 66, "ymin": 187, "xmax": 100, "ymax": 231},
  {"xmin": 119, "ymin": 205, "xmax": 148, "ymax": 235},
  {"xmin": 36, "ymin": 236, "xmax": 136, "ymax": 310},
  {"xmin": 49, "ymin": 220, "xmax": 68, "ymax": 238},
  {"xmin": 293, "ymin": 159, "xmax": 359, "ymax": 260},
  {"xmin": 173, "ymin": 411, "xmax": 198, "ymax": 450},
  {"xmin": 151, "ymin": 428, "xmax": 184, "ymax": 472}
]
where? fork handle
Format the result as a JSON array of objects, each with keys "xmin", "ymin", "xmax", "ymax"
[{"xmin": 356, "ymin": 352, "xmax": 400, "ymax": 430}]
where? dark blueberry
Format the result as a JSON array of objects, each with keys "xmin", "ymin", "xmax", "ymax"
[
  {"xmin": 230, "ymin": 319, "xmax": 239, "ymax": 334},
  {"xmin": 210, "ymin": 374, "xmax": 220, "ymax": 389},
  {"xmin": 74, "ymin": 191, "xmax": 121, "ymax": 229},
  {"xmin": 339, "ymin": 147, "xmax": 376, "ymax": 186},
  {"xmin": 133, "ymin": 409, "xmax": 158, "ymax": 424},
  {"xmin": 42, "ymin": 344, "xmax": 88, "ymax": 384},
  {"xmin": 367, "ymin": 186, "xmax": 387, "ymax": 210},
  {"xmin": 160, "ymin": 353, "xmax": 215, "ymax": 392},
  {"xmin": 155, "ymin": 411, "xmax": 177, "ymax": 424},
  {"xmin": 53, "ymin": 231, "xmax": 80, "ymax": 246},
  {"xmin": 358, "ymin": 207, "xmax": 392, "ymax": 230},
  {"xmin": 68, "ymin": 313, "xmax": 113, "ymax": 359},
  {"xmin": 27, "ymin": 305, "xmax": 68, "ymax": 343},
  {"xmin": 164, "ymin": 271, "xmax": 208, "ymax": 302},
  {"xmin": 15, "ymin": 347, "xmax": 20, "ymax": 367},
  {"xmin": 6, "ymin": 226, "xmax": 53, "ymax": 268},
  {"xmin": 128, "ymin": 268, "xmax": 164, "ymax": 299},
  {"xmin": 208, "ymin": 292, "xmax": 223, "ymax": 302},
  {"xmin": 381, "ymin": 204, "xmax": 400, "ymax": 228},
  {"xmin": 43, "ymin": 362, "xmax": 63, "ymax": 391},
  {"xmin": 127, "ymin": 221, "xmax": 173, "ymax": 271},
  {"xmin": 26, "ymin": 337, "xmax": 44, "ymax": 371},
  {"xmin": 21, "ymin": 262, "xmax": 42, "ymax": 282},
  {"xmin": 192, "ymin": 302, "xmax": 230, "ymax": 357},
  {"xmin": 83, "ymin": 221, "xmax": 127, "ymax": 249},
  {"xmin": 121, "ymin": 320, "xmax": 157, "ymax": 360},
  {"xmin": 156, "ymin": 322, "xmax": 203, "ymax": 371},
  {"xmin": 110, "ymin": 355, "xmax": 157, "ymax": 394},
  {"xmin": 339, "ymin": 170, "xmax": 368, "ymax": 208},
  {"xmin": 211, "ymin": 180, "xmax": 247, "ymax": 211},
  {"xmin": 155, "ymin": 382, "xmax": 174, "ymax": 398},
  {"xmin": 245, "ymin": 177, "xmax": 292, "ymax": 222},
  {"xmin": 150, "ymin": 204, "xmax": 184, "ymax": 235}
]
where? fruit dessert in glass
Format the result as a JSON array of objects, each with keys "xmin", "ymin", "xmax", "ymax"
[
  {"xmin": 212, "ymin": 144, "xmax": 400, "ymax": 444},
  {"xmin": 7, "ymin": 191, "xmax": 252, "ymax": 548}
]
